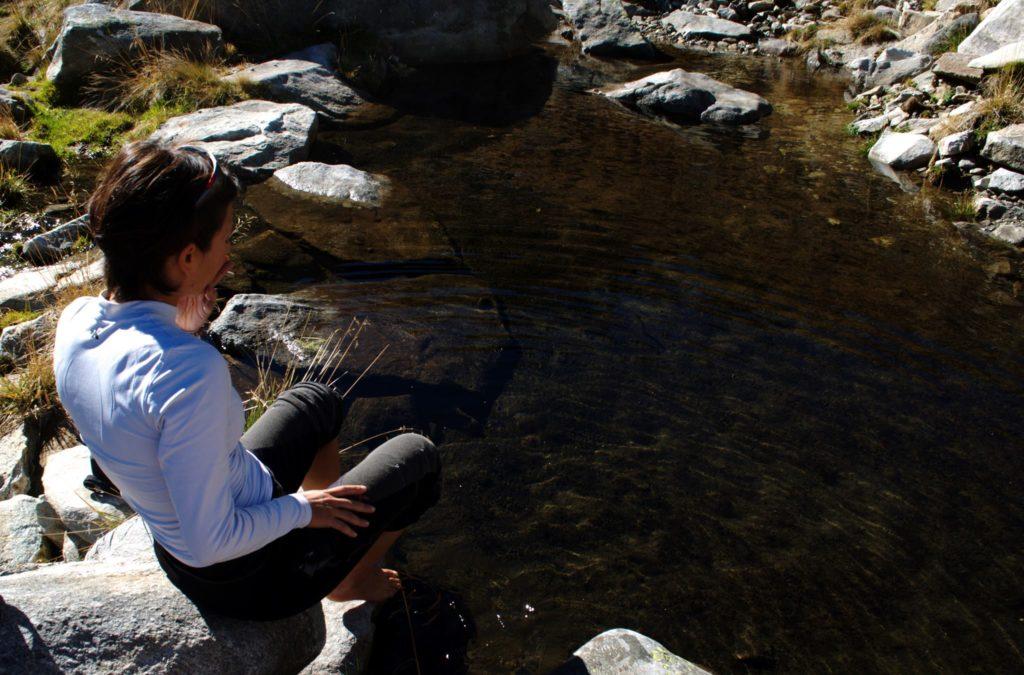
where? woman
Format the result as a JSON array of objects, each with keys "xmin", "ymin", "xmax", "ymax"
[{"xmin": 52, "ymin": 140, "xmax": 442, "ymax": 621}]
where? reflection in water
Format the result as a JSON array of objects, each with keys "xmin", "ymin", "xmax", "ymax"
[{"xmin": 261, "ymin": 46, "xmax": 1024, "ymax": 672}]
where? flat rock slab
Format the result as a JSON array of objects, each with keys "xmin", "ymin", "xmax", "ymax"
[
  {"xmin": 982, "ymin": 123, "xmax": 1024, "ymax": 173},
  {"xmin": 551, "ymin": 628, "xmax": 712, "ymax": 674},
  {"xmin": 270, "ymin": 162, "xmax": 391, "ymax": 207},
  {"xmin": 969, "ymin": 40, "xmax": 1024, "ymax": 69},
  {"xmin": 0, "ymin": 496, "xmax": 54, "ymax": 575},
  {"xmin": 0, "ymin": 561, "xmax": 326, "ymax": 674},
  {"xmin": 562, "ymin": 0, "xmax": 658, "ymax": 59},
  {"xmin": 46, "ymin": 4, "xmax": 222, "ymax": 96},
  {"xmin": 0, "ymin": 256, "xmax": 103, "ymax": 311},
  {"xmin": 958, "ymin": 0, "xmax": 1024, "ymax": 57},
  {"xmin": 226, "ymin": 60, "xmax": 367, "ymax": 125},
  {"xmin": 598, "ymin": 69, "xmax": 772, "ymax": 125},
  {"xmin": 42, "ymin": 445, "xmax": 133, "ymax": 545},
  {"xmin": 976, "ymin": 168, "xmax": 1024, "ymax": 194},
  {"xmin": 896, "ymin": 11, "xmax": 978, "ymax": 55},
  {"xmin": 933, "ymin": 51, "xmax": 984, "ymax": 85},
  {"xmin": 662, "ymin": 10, "xmax": 755, "ymax": 41},
  {"xmin": 149, "ymin": 100, "xmax": 318, "ymax": 183},
  {"xmin": 0, "ymin": 140, "xmax": 60, "ymax": 180},
  {"xmin": 868, "ymin": 131, "xmax": 936, "ymax": 169}
]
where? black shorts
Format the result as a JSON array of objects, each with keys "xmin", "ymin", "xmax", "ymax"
[{"xmin": 153, "ymin": 381, "xmax": 442, "ymax": 621}]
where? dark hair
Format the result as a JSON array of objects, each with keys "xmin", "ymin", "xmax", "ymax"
[{"xmin": 88, "ymin": 140, "xmax": 242, "ymax": 301}]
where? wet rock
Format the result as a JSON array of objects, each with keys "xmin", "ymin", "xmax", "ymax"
[
  {"xmin": 0, "ymin": 257, "xmax": 104, "ymax": 311},
  {"xmin": 21, "ymin": 214, "xmax": 91, "ymax": 266},
  {"xmin": 0, "ymin": 311, "xmax": 53, "ymax": 363},
  {"xmin": 46, "ymin": 4, "xmax": 222, "ymax": 97},
  {"xmin": 562, "ymin": 0, "xmax": 658, "ymax": 58},
  {"xmin": 0, "ymin": 496, "xmax": 54, "ymax": 574},
  {"xmin": 938, "ymin": 130, "xmax": 975, "ymax": 157},
  {"xmin": 0, "ymin": 560, "xmax": 326, "ymax": 673},
  {"xmin": 662, "ymin": 10, "xmax": 755, "ymax": 41},
  {"xmin": 968, "ymin": 40, "xmax": 1024, "ymax": 69},
  {"xmin": 270, "ymin": 162, "xmax": 390, "ymax": 207},
  {"xmin": 981, "ymin": 124, "xmax": 1024, "ymax": 173},
  {"xmin": 149, "ymin": 100, "xmax": 318, "ymax": 183},
  {"xmin": 299, "ymin": 601, "xmax": 375, "ymax": 674},
  {"xmin": 0, "ymin": 425, "xmax": 40, "ymax": 500},
  {"xmin": 283, "ymin": 43, "xmax": 339, "ymax": 70},
  {"xmin": 0, "ymin": 87, "xmax": 29, "ymax": 123},
  {"xmin": 225, "ymin": 60, "xmax": 367, "ymax": 125},
  {"xmin": 0, "ymin": 141, "xmax": 60, "ymax": 180},
  {"xmin": 957, "ymin": 0, "xmax": 1024, "ymax": 58},
  {"xmin": 42, "ymin": 445, "xmax": 133, "ymax": 545},
  {"xmin": 868, "ymin": 130, "xmax": 936, "ymax": 169},
  {"xmin": 897, "ymin": 11, "xmax": 978, "ymax": 55},
  {"xmin": 551, "ymin": 628, "xmax": 712, "ymax": 675},
  {"xmin": 598, "ymin": 68, "xmax": 772, "ymax": 125},
  {"xmin": 932, "ymin": 51, "xmax": 984, "ymax": 84},
  {"xmin": 975, "ymin": 168, "xmax": 1024, "ymax": 194}
]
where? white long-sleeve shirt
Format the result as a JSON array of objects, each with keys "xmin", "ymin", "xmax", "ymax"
[{"xmin": 53, "ymin": 293, "xmax": 312, "ymax": 567}]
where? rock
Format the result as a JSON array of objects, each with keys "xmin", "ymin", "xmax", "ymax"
[
  {"xmin": 46, "ymin": 4, "xmax": 222, "ymax": 97},
  {"xmin": 0, "ymin": 561, "xmax": 326, "ymax": 673},
  {"xmin": 283, "ymin": 43, "xmax": 339, "ymax": 70},
  {"xmin": 898, "ymin": 9, "xmax": 939, "ymax": 34},
  {"xmin": 896, "ymin": 11, "xmax": 978, "ymax": 55},
  {"xmin": 957, "ymin": 0, "xmax": 1024, "ymax": 58},
  {"xmin": 932, "ymin": 51, "xmax": 984, "ymax": 84},
  {"xmin": 975, "ymin": 195, "xmax": 1010, "ymax": 218},
  {"xmin": 149, "ymin": 100, "xmax": 318, "ymax": 183},
  {"xmin": 968, "ymin": 39, "xmax": 1024, "ymax": 69},
  {"xmin": 862, "ymin": 48, "xmax": 932, "ymax": 89},
  {"xmin": 873, "ymin": 5, "xmax": 899, "ymax": 22},
  {"xmin": 225, "ymin": 60, "xmax": 367, "ymax": 125},
  {"xmin": 598, "ymin": 68, "xmax": 772, "ymax": 125},
  {"xmin": 0, "ymin": 425, "xmax": 39, "ymax": 500},
  {"xmin": 759, "ymin": 38, "xmax": 799, "ymax": 55},
  {"xmin": 662, "ymin": 10, "xmax": 755, "ymax": 41},
  {"xmin": 893, "ymin": 117, "xmax": 938, "ymax": 134},
  {"xmin": 0, "ymin": 87, "xmax": 29, "ymax": 123},
  {"xmin": 938, "ymin": 130, "xmax": 975, "ymax": 157},
  {"xmin": 981, "ymin": 124, "xmax": 1024, "ymax": 172},
  {"xmin": 0, "ymin": 311, "xmax": 53, "ymax": 364},
  {"xmin": 231, "ymin": 230, "xmax": 318, "ymax": 283},
  {"xmin": 299, "ymin": 601, "xmax": 375, "ymax": 674},
  {"xmin": 0, "ymin": 140, "xmax": 60, "ymax": 180},
  {"xmin": 975, "ymin": 167, "xmax": 1024, "ymax": 193},
  {"xmin": 551, "ymin": 629, "xmax": 712, "ymax": 675},
  {"xmin": 987, "ymin": 221, "xmax": 1024, "ymax": 245},
  {"xmin": 852, "ymin": 113, "xmax": 890, "ymax": 134},
  {"xmin": 0, "ymin": 496, "xmax": 54, "ymax": 574},
  {"xmin": 62, "ymin": 535, "xmax": 82, "ymax": 562},
  {"xmin": 562, "ymin": 0, "xmax": 659, "ymax": 58},
  {"xmin": 21, "ymin": 214, "xmax": 91, "ymax": 266},
  {"xmin": 868, "ymin": 130, "xmax": 936, "ymax": 169},
  {"xmin": 83, "ymin": 515, "xmax": 154, "ymax": 564},
  {"xmin": 0, "ymin": 257, "xmax": 104, "ymax": 311},
  {"xmin": 42, "ymin": 445, "xmax": 133, "ymax": 545},
  {"xmin": 270, "ymin": 162, "xmax": 390, "ymax": 207},
  {"xmin": 134, "ymin": 0, "xmax": 557, "ymax": 65}
]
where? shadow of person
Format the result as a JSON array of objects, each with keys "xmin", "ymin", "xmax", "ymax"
[{"xmin": 0, "ymin": 598, "xmax": 61, "ymax": 674}]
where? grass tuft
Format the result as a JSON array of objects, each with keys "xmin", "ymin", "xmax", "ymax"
[
  {"xmin": 947, "ymin": 192, "xmax": 977, "ymax": 221},
  {"xmin": 27, "ymin": 105, "xmax": 134, "ymax": 159},
  {"xmin": 930, "ymin": 24, "xmax": 973, "ymax": 55},
  {"xmin": 0, "ymin": 166, "xmax": 29, "ymax": 206},
  {"xmin": 0, "ymin": 105, "xmax": 21, "ymax": 140},
  {"xmin": 974, "ymin": 65, "xmax": 1024, "ymax": 142}
]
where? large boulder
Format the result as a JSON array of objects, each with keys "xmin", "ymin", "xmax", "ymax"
[
  {"xmin": 562, "ymin": 0, "xmax": 658, "ymax": 59},
  {"xmin": 598, "ymin": 69, "xmax": 772, "ymax": 125},
  {"xmin": 149, "ymin": 100, "xmax": 318, "ymax": 183},
  {"xmin": 858, "ymin": 48, "xmax": 933, "ymax": 89},
  {"xmin": 896, "ymin": 11, "xmax": 978, "ymax": 55},
  {"xmin": 21, "ymin": 215, "xmax": 91, "ymax": 266},
  {"xmin": 0, "ymin": 257, "xmax": 104, "ymax": 311},
  {"xmin": 551, "ymin": 629, "xmax": 712, "ymax": 674},
  {"xmin": 132, "ymin": 0, "xmax": 557, "ymax": 64},
  {"xmin": 982, "ymin": 124, "xmax": 1024, "ymax": 172},
  {"xmin": 224, "ymin": 60, "xmax": 367, "ymax": 126},
  {"xmin": 0, "ymin": 141, "xmax": 60, "ymax": 181},
  {"xmin": 46, "ymin": 4, "xmax": 222, "ymax": 98},
  {"xmin": 0, "ymin": 561, "xmax": 326, "ymax": 673},
  {"xmin": 41, "ymin": 445, "xmax": 133, "ymax": 546},
  {"xmin": 869, "ymin": 131, "xmax": 936, "ymax": 169},
  {"xmin": 0, "ymin": 425, "xmax": 39, "ymax": 500},
  {"xmin": 969, "ymin": 40, "xmax": 1024, "ymax": 69},
  {"xmin": 958, "ymin": 0, "xmax": 1024, "ymax": 58},
  {"xmin": 0, "ymin": 496, "xmax": 54, "ymax": 575},
  {"xmin": 0, "ymin": 312, "xmax": 54, "ymax": 362},
  {"xmin": 938, "ymin": 130, "xmax": 975, "ymax": 157},
  {"xmin": 975, "ymin": 167, "xmax": 1024, "ymax": 194},
  {"xmin": 662, "ymin": 10, "xmax": 755, "ymax": 41}
]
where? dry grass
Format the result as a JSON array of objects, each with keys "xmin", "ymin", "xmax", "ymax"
[
  {"xmin": 858, "ymin": 23, "xmax": 899, "ymax": 45},
  {"xmin": 975, "ymin": 65, "xmax": 1024, "ymax": 138},
  {"xmin": 0, "ymin": 106, "xmax": 20, "ymax": 140},
  {"xmin": 0, "ymin": 166, "xmax": 29, "ymax": 206},
  {"xmin": 0, "ymin": 0, "xmax": 75, "ymax": 76},
  {"xmin": 842, "ymin": 11, "xmax": 897, "ymax": 44}
]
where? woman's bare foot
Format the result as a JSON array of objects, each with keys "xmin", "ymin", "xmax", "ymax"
[{"xmin": 328, "ymin": 567, "xmax": 402, "ymax": 603}]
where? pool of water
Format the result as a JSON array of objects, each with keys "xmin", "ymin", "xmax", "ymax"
[{"xmin": 258, "ymin": 46, "xmax": 1024, "ymax": 673}]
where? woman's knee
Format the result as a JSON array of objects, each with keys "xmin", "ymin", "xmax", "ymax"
[
  {"xmin": 392, "ymin": 433, "xmax": 440, "ymax": 476},
  {"xmin": 273, "ymin": 381, "xmax": 345, "ymax": 443}
]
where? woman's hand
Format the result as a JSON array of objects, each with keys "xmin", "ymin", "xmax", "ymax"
[
  {"xmin": 175, "ymin": 260, "xmax": 233, "ymax": 333},
  {"xmin": 304, "ymin": 484, "xmax": 376, "ymax": 537}
]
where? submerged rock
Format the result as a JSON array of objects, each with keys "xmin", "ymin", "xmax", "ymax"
[
  {"xmin": 551, "ymin": 628, "xmax": 712, "ymax": 674},
  {"xmin": 0, "ymin": 496, "xmax": 54, "ymax": 575},
  {"xmin": 868, "ymin": 131, "xmax": 936, "ymax": 169},
  {"xmin": 0, "ymin": 140, "xmax": 60, "ymax": 180},
  {"xmin": 562, "ymin": 0, "xmax": 658, "ymax": 59},
  {"xmin": 225, "ymin": 60, "xmax": 367, "ymax": 125},
  {"xmin": 42, "ymin": 445, "xmax": 133, "ymax": 546},
  {"xmin": 599, "ymin": 69, "xmax": 772, "ymax": 125},
  {"xmin": 270, "ymin": 162, "xmax": 391, "ymax": 207},
  {"xmin": 46, "ymin": 4, "xmax": 222, "ymax": 97},
  {"xmin": 968, "ymin": 40, "xmax": 1024, "ymax": 70},
  {"xmin": 981, "ymin": 124, "xmax": 1024, "ymax": 173},
  {"xmin": 957, "ymin": 0, "xmax": 1024, "ymax": 58},
  {"xmin": 149, "ymin": 100, "xmax": 318, "ymax": 183},
  {"xmin": 662, "ymin": 10, "xmax": 755, "ymax": 41}
]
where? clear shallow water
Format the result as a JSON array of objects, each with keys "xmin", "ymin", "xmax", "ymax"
[{"xmin": 259, "ymin": 47, "xmax": 1024, "ymax": 672}]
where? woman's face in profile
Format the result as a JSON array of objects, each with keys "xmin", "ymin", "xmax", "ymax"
[{"xmin": 186, "ymin": 203, "xmax": 235, "ymax": 295}]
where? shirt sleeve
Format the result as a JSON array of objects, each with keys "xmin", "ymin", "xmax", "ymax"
[{"xmin": 151, "ymin": 344, "xmax": 312, "ymax": 567}]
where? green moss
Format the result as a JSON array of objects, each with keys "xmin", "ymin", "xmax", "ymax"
[
  {"xmin": 0, "ymin": 308, "xmax": 40, "ymax": 330},
  {"xmin": 27, "ymin": 105, "xmax": 134, "ymax": 159}
]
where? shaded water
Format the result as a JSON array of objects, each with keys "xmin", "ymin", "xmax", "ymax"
[{"xmin": 255, "ymin": 47, "xmax": 1024, "ymax": 672}]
